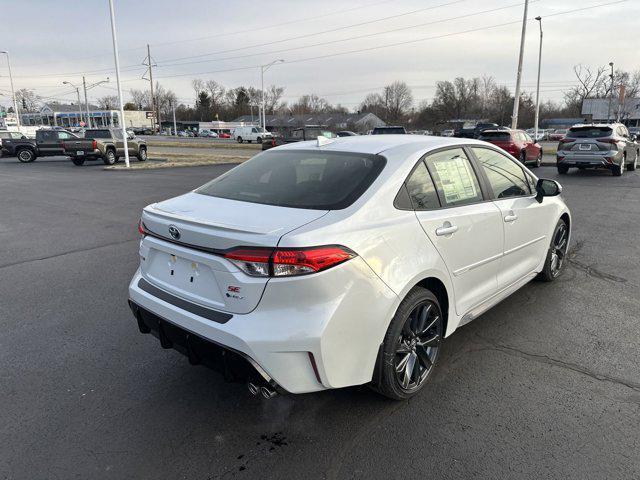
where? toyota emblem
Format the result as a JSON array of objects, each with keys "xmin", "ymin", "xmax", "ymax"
[{"xmin": 168, "ymin": 225, "xmax": 181, "ymax": 240}]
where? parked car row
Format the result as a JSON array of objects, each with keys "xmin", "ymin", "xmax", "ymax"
[{"xmin": 0, "ymin": 128, "xmax": 147, "ymax": 166}]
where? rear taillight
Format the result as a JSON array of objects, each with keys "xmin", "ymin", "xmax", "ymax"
[
  {"xmin": 271, "ymin": 139, "xmax": 276, "ymax": 147},
  {"xmin": 559, "ymin": 138, "xmax": 573, "ymax": 144},
  {"xmin": 597, "ymin": 138, "xmax": 617, "ymax": 145},
  {"xmin": 92, "ymin": 139, "xmax": 97, "ymax": 150},
  {"xmin": 223, "ymin": 245, "xmax": 356, "ymax": 277},
  {"xmin": 138, "ymin": 220, "xmax": 147, "ymax": 237}
]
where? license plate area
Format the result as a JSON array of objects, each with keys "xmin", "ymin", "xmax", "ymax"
[
  {"xmin": 578, "ymin": 144, "xmax": 592, "ymax": 151},
  {"xmin": 77, "ymin": 150, "xmax": 85, "ymax": 155}
]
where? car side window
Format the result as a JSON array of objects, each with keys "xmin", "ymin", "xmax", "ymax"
[
  {"xmin": 40, "ymin": 131, "xmax": 56, "ymax": 141},
  {"xmin": 472, "ymin": 147, "xmax": 531, "ymax": 198},
  {"xmin": 405, "ymin": 161, "xmax": 440, "ymax": 210},
  {"xmin": 113, "ymin": 129, "xmax": 123, "ymax": 140},
  {"xmin": 58, "ymin": 132, "xmax": 73, "ymax": 140},
  {"xmin": 424, "ymin": 148, "xmax": 484, "ymax": 207},
  {"xmin": 524, "ymin": 133, "xmax": 533, "ymax": 142}
]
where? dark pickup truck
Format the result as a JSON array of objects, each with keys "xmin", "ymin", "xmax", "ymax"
[
  {"xmin": 262, "ymin": 126, "xmax": 335, "ymax": 150},
  {"xmin": 1, "ymin": 129, "xmax": 78, "ymax": 162},
  {"xmin": 63, "ymin": 128, "xmax": 148, "ymax": 166}
]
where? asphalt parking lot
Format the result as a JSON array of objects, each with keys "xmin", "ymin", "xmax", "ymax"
[{"xmin": 1, "ymin": 156, "xmax": 639, "ymax": 479}]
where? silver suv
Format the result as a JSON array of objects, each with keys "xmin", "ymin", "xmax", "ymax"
[{"xmin": 556, "ymin": 123, "xmax": 638, "ymax": 176}]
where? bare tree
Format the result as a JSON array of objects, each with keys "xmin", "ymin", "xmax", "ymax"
[
  {"xmin": 130, "ymin": 89, "xmax": 151, "ymax": 109},
  {"xmin": 564, "ymin": 64, "xmax": 608, "ymax": 115},
  {"xmin": 204, "ymin": 80, "xmax": 226, "ymax": 115},
  {"xmin": 97, "ymin": 95, "xmax": 118, "ymax": 110},
  {"xmin": 15, "ymin": 89, "xmax": 40, "ymax": 112},
  {"xmin": 264, "ymin": 85, "xmax": 285, "ymax": 114},
  {"xmin": 289, "ymin": 94, "xmax": 331, "ymax": 114},
  {"xmin": 382, "ymin": 81, "xmax": 413, "ymax": 124}
]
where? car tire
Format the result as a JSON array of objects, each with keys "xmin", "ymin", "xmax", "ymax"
[
  {"xmin": 17, "ymin": 148, "xmax": 36, "ymax": 163},
  {"xmin": 532, "ymin": 151, "xmax": 542, "ymax": 168},
  {"xmin": 237, "ymin": 137, "xmax": 243, "ymax": 144},
  {"xmin": 557, "ymin": 165, "xmax": 569, "ymax": 174},
  {"xmin": 137, "ymin": 147, "xmax": 148, "ymax": 162},
  {"xmin": 628, "ymin": 151, "xmax": 637, "ymax": 171},
  {"xmin": 612, "ymin": 157, "xmax": 625, "ymax": 176},
  {"xmin": 103, "ymin": 149, "xmax": 117, "ymax": 166},
  {"xmin": 256, "ymin": 137, "xmax": 262, "ymax": 144},
  {"xmin": 371, "ymin": 287, "xmax": 444, "ymax": 400},
  {"xmin": 519, "ymin": 151, "xmax": 527, "ymax": 165},
  {"xmin": 71, "ymin": 157, "xmax": 85, "ymax": 166},
  {"xmin": 538, "ymin": 218, "xmax": 569, "ymax": 282}
]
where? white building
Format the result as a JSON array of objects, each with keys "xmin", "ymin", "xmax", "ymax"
[{"xmin": 582, "ymin": 98, "xmax": 640, "ymax": 126}]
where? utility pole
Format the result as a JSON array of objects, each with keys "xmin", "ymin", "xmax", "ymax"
[
  {"xmin": 82, "ymin": 76, "xmax": 91, "ymax": 128},
  {"xmin": 510, "ymin": 0, "xmax": 529, "ymax": 129},
  {"xmin": 1, "ymin": 51, "xmax": 20, "ymax": 128},
  {"xmin": 62, "ymin": 80, "xmax": 84, "ymax": 126},
  {"xmin": 533, "ymin": 16, "xmax": 543, "ymax": 141},
  {"xmin": 260, "ymin": 59, "xmax": 284, "ymax": 131},
  {"xmin": 108, "ymin": 0, "xmax": 130, "ymax": 168},
  {"xmin": 607, "ymin": 62, "xmax": 614, "ymax": 123},
  {"xmin": 171, "ymin": 100, "xmax": 177, "ymax": 135},
  {"xmin": 145, "ymin": 44, "xmax": 157, "ymax": 133}
]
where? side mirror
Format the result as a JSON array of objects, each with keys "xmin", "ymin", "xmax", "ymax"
[{"xmin": 535, "ymin": 178, "xmax": 562, "ymax": 203}]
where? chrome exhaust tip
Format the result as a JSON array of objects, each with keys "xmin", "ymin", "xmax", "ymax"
[
  {"xmin": 247, "ymin": 382, "xmax": 259, "ymax": 396},
  {"xmin": 260, "ymin": 386, "xmax": 277, "ymax": 399}
]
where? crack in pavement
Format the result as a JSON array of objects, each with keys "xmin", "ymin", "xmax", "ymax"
[
  {"xmin": 0, "ymin": 238, "xmax": 138, "ymax": 270},
  {"xmin": 473, "ymin": 333, "xmax": 640, "ymax": 395}
]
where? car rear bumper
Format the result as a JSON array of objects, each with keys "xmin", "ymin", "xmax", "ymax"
[
  {"xmin": 128, "ymin": 257, "xmax": 398, "ymax": 394},
  {"xmin": 557, "ymin": 151, "xmax": 622, "ymax": 167}
]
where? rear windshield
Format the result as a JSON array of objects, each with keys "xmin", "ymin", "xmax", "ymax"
[
  {"xmin": 372, "ymin": 127, "xmax": 405, "ymax": 134},
  {"xmin": 567, "ymin": 127, "xmax": 612, "ymax": 138},
  {"xmin": 479, "ymin": 132, "xmax": 511, "ymax": 141},
  {"xmin": 84, "ymin": 129, "xmax": 112, "ymax": 139},
  {"xmin": 196, "ymin": 150, "xmax": 386, "ymax": 210}
]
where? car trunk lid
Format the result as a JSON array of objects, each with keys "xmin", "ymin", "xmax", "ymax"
[{"xmin": 139, "ymin": 192, "xmax": 328, "ymax": 314}]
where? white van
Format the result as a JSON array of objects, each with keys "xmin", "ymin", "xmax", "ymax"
[{"xmin": 232, "ymin": 126, "xmax": 272, "ymax": 144}]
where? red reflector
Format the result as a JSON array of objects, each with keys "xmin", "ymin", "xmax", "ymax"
[
  {"xmin": 92, "ymin": 139, "xmax": 97, "ymax": 150},
  {"xmin": 138, "ymin": 220, "xmax": 146, "ymax": 236}
]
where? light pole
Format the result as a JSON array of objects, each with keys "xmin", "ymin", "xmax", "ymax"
[
  {"xmin": 533, "ymin": 16, "xmax": 543, "ymax": 141},
  {"xmin": 107, "ymin": 0, "xmax": 130, "ymax": 167},
  {"xmin": 260, "ymin": 59, "xmax": 284, "ymax": 131},
  {"xmin": 510, "ymin": 0, "xmax": 529, "ymax": 129},
  {"xmin": 63, "ymin": 81, "xmax": 84, "ymax": 127},
  {"xmin": 84, "ymin": 77, "xmax": 109, "ymax": 128},
  {"xmin": 0, "ymin": 51, "xmax": 20, "ymax": 128},
  {"xmin": 607, "ymin": 62, "xmax": 614, "ymax": 123}
]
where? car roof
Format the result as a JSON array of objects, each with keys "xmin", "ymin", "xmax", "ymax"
[
  {"xmin": 569, "ymin": 123, "xmax": 616, "ymax": 129},
  {"xmin": 274, "ymin": 134, "xmax": 488, "ymax": 156}
]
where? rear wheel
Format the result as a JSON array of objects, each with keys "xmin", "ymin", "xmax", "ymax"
[
  {"xmin": 137, "ymin": 147, "xmax": 148, "ymax": 162},
  {"xmin": 557, "ymin": 164, "xmax": 569, "ymax": 174},
  {"xmin": 532, "ymin": 151, "xmax": 542, "ymax": 168},
  {"xmin": 103, "ymin": 149, "xmax": 117, "ymax": 165},
  {"xmin": 519, "ymin": 151, "xmax": 527, "ymax": 164},
  {"xmin": 612, "ymin": 156, "xmax": 625, "ymax": 176},
  {"xmin": 237, "ymin": 137, "xmax": 243, "ymax": 144},
  {"xmin": 17, "ymin": 148, "xmax": 36, "ymax": 163},
  {"xmin": 538, "ymin": 218, "xmax": 569, "ymax": 282},
  {"xmin": 71, "ymin": 157, "xmax": 85, "ymax": 166},
  {"xmin": 627, "ymin": 151, "xmax": 637, "ymax": 171},
  {"xmin": 372, "ymin": 287, "xmax": 443, "ymax": 400}
]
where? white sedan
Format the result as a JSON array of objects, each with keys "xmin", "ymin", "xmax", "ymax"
[{"xmin": 128, "ymin": 135, "xmax": 570, "ymax": 399}]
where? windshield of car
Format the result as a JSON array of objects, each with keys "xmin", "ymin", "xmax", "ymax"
[
  {"xmin": 196, "ymin": 150, "xmax": 386, "ymax": 210},
  {"xmin": 479, "ymin": 132, "xmax": 511, "ymax": 141},
  {"xmin": 567, "ymin": 126, "xmax": 613, "ymax": 138},
  {"xmin": 83, "ymin": 129, "xmax": 112, "ymax": 139},
  {"xmin": 372, "ymin": 127, "xmax": 405, "ymax": 134}
]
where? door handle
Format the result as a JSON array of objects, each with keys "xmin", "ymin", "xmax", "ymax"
[
  {"xmin": 435, "ymin": 224, "xmax": 458, "ymax": 236},
  {"xmin": 504, "ymin": 212, "xmax": 518, "ymax": 223}
]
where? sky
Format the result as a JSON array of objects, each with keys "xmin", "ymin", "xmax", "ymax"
[{"xmin": 1, "ymin": 0, "xmax": 639, "ymax": 114}]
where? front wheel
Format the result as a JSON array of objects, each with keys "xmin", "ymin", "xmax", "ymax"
[
  {"xmin": 256, "ymin": 137, "xmax": 262, "ymax": 144},
  {"xmin": 557, "ymin": 164, "xmax": 569, "ymax": 174},
  {"xmin": 627, "ymin": 151, "xmax": 637, "ymax": 171},
  {"xmin": 103, "ymin": 149, "xmax": 117, "ymax": 165},
  {"xmin": 71, "ymin": 157, "xmax": 85, "ymax": 166},
  {"xmin": 538, "ymin": 218, "xmax": 569, "ymax": 282},
  {"xmin": 371, "ymin": 287, "xmax": 443, "ymax": 400}
]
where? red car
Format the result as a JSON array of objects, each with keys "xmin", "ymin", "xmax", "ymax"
[
  {"xmin": 218, "ymin": 132, "xmax": 231, "ymax": 139},
  {"xmin": 548, "ymin": 129, "xmax": 568, "ymax": 141},
  {"xmin": 478, "ymin": 129, "xmax": 543, "ymax": 167}
]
